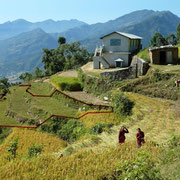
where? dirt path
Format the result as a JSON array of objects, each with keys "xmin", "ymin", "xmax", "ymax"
[
  {"xmin": 57, "ymin": 70, "xmax": 78, "ymax": 77},
  {"xmin": 66, "ymin": 91, "xmax": 108, "ymax": 105}
]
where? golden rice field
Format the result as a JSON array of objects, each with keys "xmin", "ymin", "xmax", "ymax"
[{"xmin": 0, "ymin": 91, "xmax": 179, "ymax": 179}]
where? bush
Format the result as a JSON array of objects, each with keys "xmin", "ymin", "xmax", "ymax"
[
  {"xmin": 112, "ymin": 91, "xmax": 134, "ymax": 118},
  {"xmin": 114, "ymin": 151, "xmax": 163, "ymax": 180},
  {"xmin": 27, "ymin": 143, "xmax": 43, "ymax": 158},
  {"xmin": 40, "ymin": 117, "xmax": 86, "ymax": 142},
  {"xmin": 7, "ymin": 138, "xmax": 19, "ymax": 159},
  {"xmin": 89, "ymin": 123, "xmax": 114, "ymax": 135},
  {"xmin": 58, "ymin": 119, "xmax": 86, "ymax": 142}
]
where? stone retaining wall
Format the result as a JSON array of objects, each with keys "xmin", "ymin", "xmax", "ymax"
[
  {"xmin": 100, "ymin": 65, "xmax": 137, "ymax": 81},
  {"xmin": 131, "ymin": 57, "xmax": 149, "ymax": 76}
]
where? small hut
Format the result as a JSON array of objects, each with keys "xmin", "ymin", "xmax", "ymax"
[{"xmin": 148, "ymin": 45, "xmax": 179, "ymax": 65}]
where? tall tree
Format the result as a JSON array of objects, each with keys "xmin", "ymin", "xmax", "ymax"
[
  {"xmin": 166, "ymin": 34, "xmax": 177, "ymax": 45},
  {"xmin": 150, "ymin": 33, "xmax": 168, "ymax": 47},
  {"xmin": 177, "ymin": 23, "xmax": 180, "ymax": 42},
  {"xmin": 58, "ymin": 37, "xmax": 66, "ymax": 45},
  {"xmin": 42, "ymin": 41, "xmax": 89, "ymax": 75}
]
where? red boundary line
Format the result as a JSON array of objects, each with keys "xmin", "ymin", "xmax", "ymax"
[
  {"xmin": 0, "ymin": 85, "xmax": 113, "ymax": 128},
  {"xmin": 0, "ymin": 94, "xmax": 5, "ymax": 100}
]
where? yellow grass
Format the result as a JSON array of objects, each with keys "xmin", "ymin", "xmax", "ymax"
[
  {"xmin": 0, "ymin": 141, "xmax": 161, "ymax": 180},
  {"xmin": 0, "ymin": 128, "xmax": 67, "ymax": 155},
  {"xmin": 0, "ymin": 92, "xmax": 179, "ymax": 179}
]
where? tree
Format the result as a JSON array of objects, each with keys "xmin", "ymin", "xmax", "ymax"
[
  {"xmin": 0, "ymin": 77, "xmax": 10, "ymax": 88},
  {"xmin": 150, "ymin": 33, "xmax": 168, "ymax": 47},
  {"xmin": 166, "ymin": 34, "xmax": 177, "ymax": 45},
  {"xmin": 177, "ymin": 23, "xmax": 180, "ymax": 42},
  {"xmin": 42, "ymin": 41, "xmax": 90, "ymax": 75},
  {"xmin": 58, "ymin": 37, "xmax": 66, "ymax": 45},
  {"xmin": 34, "ymin": 67, "xmax": 43, "ymax": 78},
  {"xmin": 0, "ymin": 77, "xmax": 10, "ymax": 95},
  {"xmin": 19, "ymin": 72, "xmax": 33, "ymax": 82}
]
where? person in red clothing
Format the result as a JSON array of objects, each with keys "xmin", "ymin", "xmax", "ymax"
[
  {"xmin": 118, "ymin": 126, "xmax": 129, "ymax": 145},
  {"xmin": 136, "ymin": 128, "xmax": 145, "ymax": 147}
]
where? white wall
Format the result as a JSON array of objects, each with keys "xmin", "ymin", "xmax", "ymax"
[
  {"xmin": 103, "ymin": 53, "xmax": 129, "ymax": 67},
  {"xmin": 102, "ymin": 33, "xmax": 129, "ymax": 53}
]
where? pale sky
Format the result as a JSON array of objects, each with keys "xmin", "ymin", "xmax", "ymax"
[{"xmin": 0, "ymin": 0, "xmax": 179, "ymax": 24}]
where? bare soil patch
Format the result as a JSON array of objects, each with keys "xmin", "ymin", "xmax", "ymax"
[
  {"xmin": 66, "ymin": 91, "xmax": 108, "ymax": 105},
  {"xmin": 57, "ymin": 70, "xmax": 78, "ymax": 77}
]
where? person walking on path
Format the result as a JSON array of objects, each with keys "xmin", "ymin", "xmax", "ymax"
[
  {"xmin": 136, "ymin": 128, "xmax": 145, "ymax": 147},
  {"xmin": 118, "ymin": 126, "xmax": 129, "ymax": 145}
]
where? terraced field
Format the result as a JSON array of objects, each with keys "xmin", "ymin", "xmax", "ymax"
[{"xmin": 62, "ymin": 93, "xmax": 180, "ymax": 154}]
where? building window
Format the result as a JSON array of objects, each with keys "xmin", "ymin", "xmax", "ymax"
[{"xmin": 110, "ymin": 39, "xmax": 121, "ymax": 46}]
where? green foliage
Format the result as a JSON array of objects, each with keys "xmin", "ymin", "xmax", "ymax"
[
  {"xmin": 34, "ymin": 67, "xmax": 44, "ymax": 78},
  {"xmin": 7, "ymin": 138, "xmax": 19, "ymax": 159},
  {"xmin": 160, "ymin": 135, "xmax": 180, "ymax": 179},
  {"xmin": 51, "ymin": 76, "xmax": 82, "ymax": 91},
  {"xmin": 150, "ymin": 32, "xmax": 168, "ymax": 47},
  {"xmin": 58, "ymin": 119, "xmax": 86, "ymax": 142},
  {"xmin": 42, "ymin": 41, "xmax": 89, "ymax": 75},
  {"xmin": 27, "ymin": 143, "xmax": 43, "ymax": 158},
  {"xmin": 40, "ymin": 117, "xmax": 86, "ymax": 142},
  {"xmin": 115, "ymin": 151, "xmax": 163, "ymax": 180},
  {"xmin": 19, "ymin": 72, "xmax": 33, "ymax": 82},
  {"xmin": 151, "ymin": 69, "xmax": 171, "ymax": 82},
  {"xmin": 0, "ymin": 77, "xmax": 10, "ymax": 95},
  {"xmin": 177, "ymin": 23, "xmax": 180, "ymax": 42},
  {"xmin": 0, "ymin": 128, "xmax": 12, "ymax": 144},
  {"xmin": 136, "ymin": 48, "xmax": 150, "ymax": 62},
  {"xmin": 58, "ymin": 37, "xmax": 66, "ymax": 45},
  {"xmin": 111, "ymin": 91, "xmax": 134, "ymax": 118},
  {"xmin": 89, "ymin": 123, "xmax": 114, "ymax": 135},
  {"xmin": 166, "ymin": 33, "xmax": 177, "ymax": 45}
]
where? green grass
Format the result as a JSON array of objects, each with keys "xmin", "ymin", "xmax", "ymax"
[
  {"xmin": 178, "ymin": 45, "xmax": 180, "ymax": 57},
  {"xmin": 119, "ymin": 67, "xmax": 180, "ymax": 101},
  {"xmin": 51, "ymin": 75, "xmax": 82, "ymax": 91},
  {"xmin": 137, "ymin": 48, "xmax": 150, "ymax": 62},
  {"xmin": 151, "ymin": 64, "xmax": 180, "ymax": 74},
  {"xmin": 0, "ymin": 82, "xmax": 80, "ymax": 126}
]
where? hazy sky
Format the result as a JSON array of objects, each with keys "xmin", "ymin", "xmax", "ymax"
[{"xmin": 0, "ymin": 0, "xmax": 179, "ymax": 24}]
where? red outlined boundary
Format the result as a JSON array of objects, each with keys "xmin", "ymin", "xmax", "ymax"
[
  {"xmin": 0, "ymin": 85, "xmax": 113, "ymax": 128},
  {"xmin": 0, "ymin": 94, "xmax": 5, "ymax": 100}
]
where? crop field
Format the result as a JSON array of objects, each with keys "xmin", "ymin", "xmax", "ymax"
[
  {"xmin": 0, "ymin": 82, "xmax": 112, "ymax": 128},
  {"xmin": 0, "ymin": 80, "xmax": 179, "ymax": 179}
]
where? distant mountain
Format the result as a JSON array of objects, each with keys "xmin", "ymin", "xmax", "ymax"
[
  {"xmin": 0, "ymin": 19, "xmax": 86, "ymax": 40},
  {"xmin": 0, "ymin": 10, "xmax": 180, "ymax": 78},
  {"xmin": 56, "ymin": 10, "xmax": 180, "ymax": 51},
  {"xmin": 0, "ymin": 28, "xmax": 58, "ymax": 77},
  {"xmin": 57, "ymin": 10, "xmax": 156, "ymax": 43},
  {"xmin": 119, "ymin": 11, "xmax": 180, "ymax": 46}
]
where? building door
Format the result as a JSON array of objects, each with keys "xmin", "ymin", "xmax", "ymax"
[
  {"xmin": 166, "ymin": 51, "xmax": 173, "ymax": 64},
  {"xmin": 160, "ymin": 51, "xmax": 166, "ymax": 64},
  {"xmin": 116, "ymin": 61, "xmax": 122, "ymax": 67}
]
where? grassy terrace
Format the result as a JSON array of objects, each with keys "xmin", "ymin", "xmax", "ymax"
[{"xmin": 0, "ymin": 82, "xmax": 79, "ymax": 126}]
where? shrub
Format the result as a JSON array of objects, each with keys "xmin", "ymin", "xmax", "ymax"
[
  {"xmin": 151, "ymin": 70, "xmax": 171, "ymax": 82},
  {"xmin": 112, "ymin": 91, "xmax": 134, "ymax": 118},
  {"xmin": 7, "ymin": 138, "xmax": 19, "ymax": 159},
  {"xmin": 89, "ymin": 123, "xmax": 114, "ymax": 135},
  {"xmin": 58, "ymin": 119, "xmax": 86, "ymax": 142},
  {"xmin": 115, "ymin": 151, "xmax": 163, "ymax": 180},
  {"xmin": 27, "ymin": 143, "xmax": 43, "ymax": 158}
]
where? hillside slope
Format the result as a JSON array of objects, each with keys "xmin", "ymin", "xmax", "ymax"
[
  {"xmin": 58, "ymin": 10, "xmax": 180, "ymax": 51},
  {"xmin": 0, "ymin": 29, "xmax": 58, "ymax": 78}
]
